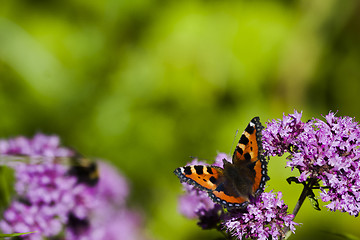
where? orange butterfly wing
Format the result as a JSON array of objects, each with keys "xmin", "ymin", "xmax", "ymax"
[
  {"xmin": 174, "ymin": 165, "xmax": 222, "ymax": 191},
  {"xmin": 174, "ymin": 117, "xmax": 269, "ymax": 209},
  {"xmin": 232, "ymin": 117, "xmax": 268, "ymax": 194},
  {"xmin": 174, "ymin": 165, "xmax": 250, "ymax": 208}
]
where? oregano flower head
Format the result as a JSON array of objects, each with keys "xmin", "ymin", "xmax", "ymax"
[{"xmin": 263, "ymin": 111, "xmax": 360, "ymax": 216}]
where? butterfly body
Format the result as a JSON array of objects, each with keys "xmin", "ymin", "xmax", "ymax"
[{"xmin": 174, "ymin": 117, "xmax": 269, "ymax": 209}]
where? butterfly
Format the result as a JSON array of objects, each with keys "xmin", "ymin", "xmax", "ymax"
[{"xmin": 174, "ymin": 117, "xmax": 269, "ymax": 209}]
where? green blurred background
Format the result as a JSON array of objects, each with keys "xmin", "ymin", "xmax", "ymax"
[{"xmin": 1, "ymin": 0, "xmax": 360, "ymax": 239}]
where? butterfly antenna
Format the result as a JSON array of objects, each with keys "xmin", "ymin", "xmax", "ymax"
[{"xmin": 228, "ymin": 129, "xmax": 239, "ymax": 158}]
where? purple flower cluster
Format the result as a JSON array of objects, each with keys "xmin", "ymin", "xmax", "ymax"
[
  {"xmin": 262, "ymin": 110, "xmax": 304, "ymax": 157},
  {"xmin": 0, "ymin": 134, "xmax": 73, "ymax": 157},
  {"xmin": 224, "ymin": 191, "xmax": 297, "ymax": 240},
  {"xmin": 65, "ymin": 161, "xmax": 143, "ymax": 240},
  {"xmin": 264, "ymin": 111, "xmax": 360, "ymax": 216},
  {"xmin": 178, "ymin": 153, "xmax": 297, "ymax": 238},
  {"xmin": 0, "ymin": 134, "xmax": 146, "ymax": 240}
]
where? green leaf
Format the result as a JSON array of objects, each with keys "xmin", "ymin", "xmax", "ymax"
[
  {"xmin": 0, "ymin": 166, "xmax": 15, "ymax": 210},
  {"xmin": 0, "ymin": 232, "xmax": 35, "ymax": 237},
  {"xmin": 307, "ymin": 189, "xmax": 321, "ymax": 211}
]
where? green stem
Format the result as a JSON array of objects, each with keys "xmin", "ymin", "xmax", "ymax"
[
  {"xmin": 284, "ymin": 178, "xmax": 317, "ymax": 239},
  {"xmin": 0, "ymin": 167, "xmax": 11, "ymax": 207}
]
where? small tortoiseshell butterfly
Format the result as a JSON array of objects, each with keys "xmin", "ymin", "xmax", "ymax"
[{"xmin": 174, "ymin": 117, "xmax": 269, "ymax": 209}]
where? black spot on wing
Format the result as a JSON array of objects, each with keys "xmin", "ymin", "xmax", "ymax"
[
  {"xmin": 215, "ymin": 183, "xmax": 225, "ymax": 192},
  {"xmin": 245, "ymin": 124, "xmax": 255, "ymax": 134},
  {"xmin": 210, "ymin": 176, "xmax": 217, "ymax": 184},
  {"xmin": 184, "ymin": 166, "xmax": 192, "ymax": 175},
  {"xmin": 239, "ymin": 135, "xmax": 249, "ymax": 145},
  {"xmin": 251, "ymin": 117, "xmax": 260, "ymax": 124},
  {"xmin": 244, "ymin": 153, "xmax": 251, "ymax": 161},
  {"xmin": 207, "ymin": 166, "xmax": 213, "ymax": 174},
  {"xmin": 194, "ymin": 166, "xmax": 204, "ymax": 175},
  {"xmin": 236, "ymin": 146, "xmax": 243, "ymax": 155}
]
